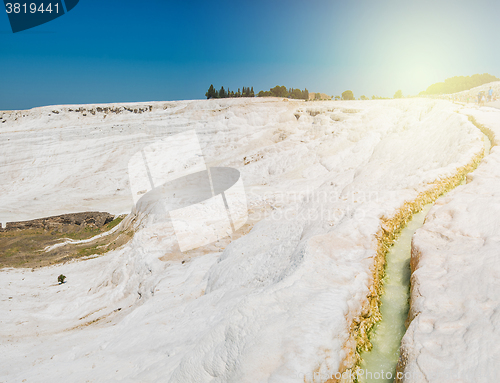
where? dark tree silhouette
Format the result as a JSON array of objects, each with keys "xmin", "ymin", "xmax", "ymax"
[
  {"xmin": 205, "ymin": 84, "xmax": 216, "ymax": 99},
  {"xmin": 219, "ymin": 86, "xmax": 226, "ymax": 98}
]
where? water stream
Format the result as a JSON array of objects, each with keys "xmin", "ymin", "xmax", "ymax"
[
  {"xmin": 357, "ymin": 132, "xmax": 491, "ymax": 382},
  {"xmin": 358, "ymin": 204, "xmax": 433, "ymax": 382}
]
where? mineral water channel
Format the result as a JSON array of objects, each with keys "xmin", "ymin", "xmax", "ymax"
[
  {"xmin": 358, "ymin": 132, "xmax": 491, "ymax": 383},
  {"xmin": 357, "ymin": 203, "xmax": 433, "ymax": 383}
]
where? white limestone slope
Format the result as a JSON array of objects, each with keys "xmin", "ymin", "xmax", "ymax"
[
  {"xmin": 0, "ymin": 98, "xmax": 485, "ymax": 382},
  {"xmin": 398, "ymin": 104, "xmax": 500, "ymax": 382}
]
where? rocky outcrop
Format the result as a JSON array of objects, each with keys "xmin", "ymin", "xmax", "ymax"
[{"xmin": 1, "ymin": 212, "xmax": 114, "ymax": 232}]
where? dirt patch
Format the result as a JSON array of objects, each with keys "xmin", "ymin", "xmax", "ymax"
[{"xmin": 0, "ymin": 212, "xmax": 132, "ymax": 269}]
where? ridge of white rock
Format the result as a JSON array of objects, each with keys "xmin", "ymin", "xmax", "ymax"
[
  {"xmin": 398, "ymin": 104, "xmax": 500, "ymax": 382},
  {"xmin": 0, "ymin": 98, "xmax": 486, "ymax": 382}
]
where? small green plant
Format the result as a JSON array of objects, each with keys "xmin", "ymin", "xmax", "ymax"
[
  {"xmin": 58, "ymin": 274, "xmax": 66, "ymax": 284},
  {"xmin": 106, "ymin": 216, "xmax": 123, "ymax": 230}
]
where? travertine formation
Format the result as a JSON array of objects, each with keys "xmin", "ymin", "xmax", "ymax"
[
  {"xmin": 0, "ymin": 98, "xmax": 486, "ymax": 382},
  {"xmin": 397, "ymin": 105, "xmax": 500, "ymax": 382}
]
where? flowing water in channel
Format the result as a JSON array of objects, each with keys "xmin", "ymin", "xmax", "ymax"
[
  {"xmin": 358, "ymin": 132, "xmax": 492, "ymax": 383},
  {"xmin": 357, "ymin": 204, "xmax": 433, "ymax": 383}
]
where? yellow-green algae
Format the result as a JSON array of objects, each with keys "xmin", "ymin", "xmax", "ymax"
[{"xmin": 328, "ymin": 143, "xmax": 486, "ymax": 383}]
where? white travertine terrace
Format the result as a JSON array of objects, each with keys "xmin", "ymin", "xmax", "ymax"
[{"xmin": 0, "ymin": 98, "xmax": 489, "ymax": 382}]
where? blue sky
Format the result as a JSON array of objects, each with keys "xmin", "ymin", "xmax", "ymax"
[{"xmin": 1, "ymin": 0, "xmax": 499, "ymax": 110}]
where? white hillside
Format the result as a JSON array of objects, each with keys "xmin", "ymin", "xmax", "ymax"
[
  {"xmin": 0, "ymin": 98, "xmax": 486, "ymax": 382},
  {"xmin": 398, "ymin": 104, "xmax": 500, "ymax": 382}
]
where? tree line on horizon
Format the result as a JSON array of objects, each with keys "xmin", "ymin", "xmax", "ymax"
[
  {"xmin": 206, "ymin": 85, "xmax": 399, "ymax": 101},
  {"xmin": 205, "ymin": 85, "xmax": 401, "ymax": 101},
  {"xmin": 257, "ymin": 85, "xmax": 309, "ymax": 100},
  {"xmin": 206, "ymin": 73, "xmax": 499, "ymax": 101},
  {"xmin": 338, "ymin": 90, "xmax": 403, "ymax": 100},
  {"xmin": 205, "ymin": 84, "xmax": 309, "ymax": 100},
  {"xmin": 205, "ymin": 85, "xmax": 255, "ymax": 99}
]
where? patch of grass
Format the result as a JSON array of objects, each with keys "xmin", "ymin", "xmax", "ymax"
[
  {"xmin": 62, "ymin": 225, "xmax": 104, "ymax": 240},
  {"xmin": 77, "ymin": 245, "xmax": 101, "ymax": 257},
  {"xmin": 106, "ymin": 216, "xmax": 124, "ymax": 230},
  {"xmin": 1, "ymin": 213, "xmax": 134, "ymax": 269},
  {"xmin": 3, "ymin": 246, "xmax": 20, "ymax": 258}
]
